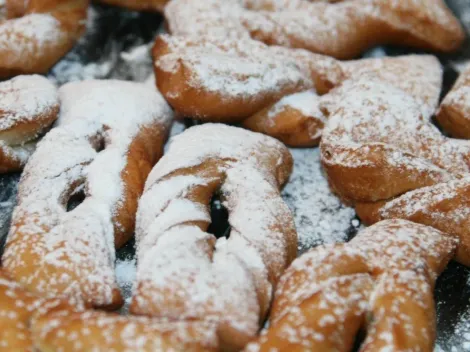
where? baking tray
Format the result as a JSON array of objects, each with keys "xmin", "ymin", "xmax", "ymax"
[{"xmin": 1, "ymin": 1, "xmax": 470, "ymax": 350}]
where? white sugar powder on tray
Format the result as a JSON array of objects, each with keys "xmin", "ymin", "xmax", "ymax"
[
  {"xmin": 283, "ymin": 148, "xmax": 356, "ymax": 252},
  {"xmin": 48, "ymin": 8, "xmax": 112, "ymax": 84},
  {"xmin": 115, "ymin": 257, "xmax": 137, "ymax": 310}
]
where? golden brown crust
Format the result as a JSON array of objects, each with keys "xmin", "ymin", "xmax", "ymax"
[
  {"xmin": 320, "ymin": 67, "xmax": 470, "ymax": 266},
  {"xmin": 437, "ymin": 65, "xmax": 470, "ymax": 139},
  {"xmin": 245, "ymin": 220, "xmax": 457, "ymax": 352},
  {"xmin": 165, "ymin": 0, "xmax": 464, "ymax": 59},
  {"xmin": 129, "ymin": 124, "xmax": 296, "ymax": 350},
  {"xmin": 155, "ymin": 0, "xmax": 462, "ymax": 147},
  {"xmin": 0, "ymin": 0, "xmax": 89, "ymax": 78},
  {"xmin": 154, "ymin": 33, "xmax": 443, "ymax": 147},
  {"xmin": 2, "ymin": 80, "xmax": 173, "ymax": 309},
  {"xmin": 0, "ymin": 270, "xmax": 81, "ymax": 352},
  {"xmin": 32, "ymin": 306, "xmax": 219, "ymax": 352},
  {"xmin": 0, "ymin": 75, "xmax": 59, "ymax": 173}
]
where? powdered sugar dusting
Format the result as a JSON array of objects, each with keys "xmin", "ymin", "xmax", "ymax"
[
  {"xmin": 2, "ymin": 80, "xmax": 173, "ymax": 306},
  {"xmin": 246, "ymin": 220, "xmax": 457, "ymax": 351},
  {"xmin": 283, "ymin": 148, "xmax": 356, "ymax": 251},
  {"xmin": 0, "ymin": 75, "xmax": 58, "ymax": 132},
  {"xmin": 321, "ymin": 77, "xmax": 468, "ymax": 187},
  {"xmin": 0, "ymin": 14, "xmax": 66, "ymax": 66},
  {"xmin": 268, "ymin": 90, "xmax": 322, "ymax": 120},
  {"xmin": 131, "ymin": 124, "xmax": 295, "ymax": 348},
  {"xmin": 165, "ymin": 0, "xmax": 463, "ymax": 58}
]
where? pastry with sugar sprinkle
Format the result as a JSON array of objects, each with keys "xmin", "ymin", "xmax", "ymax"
[
  {"xmin": 2, "ymin": 80, "xmax": 173, "ymax": 310},
  {"xmin": 0, "ymin": 270, "xmax": 81, "ymax": 352},
  {"xmin": 164, "ymin": 0, "xmax": 464, "ymax": 59},
  {"xmin": 437, "ymin": 63, "xmax": 470, "ymax": 139},
  {"xmin": 129, "ymin": 123, "xmax": 296, "ymax": 351},
  {"xmin": 320, "ymin": 75, "xmax": 470, "ymax": 265},
  {"xmin": 0, "ymin": 75, "xmax": 59, "ymax": 173},
  {"xmin": 154, "ymin": 34, "xmax": 442, "ymax": 146},
  {"xmin": 244, "ymin": 220, "xmax": 457, "ymax": 352},
  {"xmin": 31, "ymin": 305, "xmax": 218, "ymax": 352},
  {"xmin": 0, "ymin": 0, "xmax": 88, "ymax": 78}
]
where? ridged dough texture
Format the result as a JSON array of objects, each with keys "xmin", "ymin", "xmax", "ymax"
[
  {"xmin": 0, "ymin": 75, "xmax": 59, "ymax": 173},
  {"xmin": 153, "ymin": 0, "xmax": 464, "ymax": 146},
  {"xmin": 321, "ymin": 66, "xmax": 470, "ymax": 266},
  {"xmin": 29, "ymin": 124, "xmax": 296, "ymax": 352},
  {"xmin": 2, "ymin": 80, "xmax": 173, "ymax": 310},
  {"xmin": 245, "ymin": 220, "xmax": 457, "ymax": 352},
  {"xmin": 0, "ymin": 270, "xmax": 82, "ymax": 352},
  {"xmin": 0, "ymin": 0, "xmax": 88, "ymax": 77}
]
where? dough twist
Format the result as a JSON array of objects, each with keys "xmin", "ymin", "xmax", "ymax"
[
  {"xmin": 245, "ymin": 220, "xmax": 457, "ymax": 352},
  {"xmin": 0, "ymin": 270, "xmax": 80, "ymax": 352},
  {"xmin": 2, "ymin": 80, "xmax": 173, "ymax": 309},
  {"xmin": 0, "ymin": 75, "xmax": 59, "ymax": 173},
  {"xmin": 164, "ymin": 0, "xmax": 464, "ymax": 59},
  {"xmin": 0, "ymin": 0, "xmax": 88, "ymax": 78},
  {"xmin": 31, "ymin": 306, "xmax": 218, "ymax": 352},
  {"xmin": 154, "ymin": 34, "xmax": 442, "ymax": 146},
  {"xmin": 129, "ymin": 124, "xmax": 296, "ymax": 350},
  {"xmin": 437, "ymin": 64, "xmax": 470, "ymax": 139},
  {"xmin": 320, "ymin": 73, "xmax": 470, "ymax": 265}
]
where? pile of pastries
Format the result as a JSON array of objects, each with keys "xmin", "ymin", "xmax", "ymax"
[{"xmin": 0, "ymin": 0, "xmax": 469, "ymax": 351}]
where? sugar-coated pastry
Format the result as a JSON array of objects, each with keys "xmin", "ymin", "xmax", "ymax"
[
  {"xmin": 32, "ymin": 305, "xmax": 218, "ymax": 352},
  {"xmin": 0, "ymin": 270, "xmax": 80, "ymax": 352},
  {"xmin": 0, "ymin": 75, "xmax": 59, "ymax": 173},
  {"xmin": 130, "ymin": 124, "xmax": 296, "ymax": 350},
  {"xmin": 245, "ymin": 220, "xmax": 457, "ymax": 352},
  {"xmin": 320, "ymin": 76, "xmax": 470, "ymax": 265},
  {"xmin": 165, "ymin": 0, "xmax": 464, "ymax": 59},
  {"xmin": 2, "ymin": 80, "xmax": 173, "ymax": 309},
  {"xmin": 437, "ymin": 64, "xmax": 470, "ymax": 139},
  {"xmin": 155, "ymin": 0, "xmax": 460, "ymax": 146},
  {"xmin": 154, "ymin": 33, "xmax": 443, "ymax": 146},
  {"xmin": 0, "ymin": 0, "xmax": 88, "ymax": 78}
]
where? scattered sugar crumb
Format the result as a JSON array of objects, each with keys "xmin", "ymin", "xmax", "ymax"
[
  {"xmin": 115, "ymin": 257, "xmax": 136, "ymax": 309},
  {"xmin": 282, "ymin": 148, "xmax": 356, "ymax": 253}
]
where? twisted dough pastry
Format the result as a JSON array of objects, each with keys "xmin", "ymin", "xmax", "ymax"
[
  {"xmin": 96, "ymin": 0, "xmax": 168, "ymax": 12},
  {"xmin": 437, "ymin": 64, "xmax": 470, "ymax": 139},
  {"xmin": 32, "ymin": 306, "xmax": 218, "ymax": 352},
  {"xmin": 0, "ymin": 0, "xmax": 88, "ymax": 78},
  {"xmin": 245, "ymin": 219, "xmax": 457, "ymax": 352},
  {"xmin": 0, "ymin": 270, "xmax": 80, "ymax": 352},
  {"xmin": 320, "ymin": 75, "xmax": 470, "ymax": 265},
  {"xmin": 164, "ymin": 0, "xmax": 464, "ymax": 59},
  {"xmin": 2, "ymin": 80, "xmax": 173, "ymax": 309},
  {"xmin": 154, "ymin": 34, "xmax": 442, "ymax": 146},
  {"xmin": 0, "ymin": 75, "xmax": 59, "ymax": 173},
  {"xmin": 128, "ymin": 124, "xmax": 296, "ymax": 351}
]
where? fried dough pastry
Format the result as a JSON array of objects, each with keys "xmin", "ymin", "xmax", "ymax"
[
  {"xmin": 437, "ymin": 64, "xmax": 470, "ymax": 139},
  {"xmin": 0, "ymin": 270, "xmax": 80, "ymax": 352},
  {"xmin": 0, "ymin": 75, "xmax": 59, "ymax": 173},
  {"xmin": 2, "ymin": 80, "xmax": 173, "ymax": 309},
  {"xmin": 32, "ymin": 306, "xmax": 218, "ymax": 352},
  {"xmin": 154, "ymin": 34, "xmax": 442, "ymax": 146},
  {"xmin": 0, "ymin": 0, "xmax": 88, "ymax": 78},
  {"xmin": 165, "ymin": 0, "xmax": 464, "ymax": 59},
  {"xmin": 245, "ymin": 219, "xmax": 457, "ymax": 352},
  {"xmin": 129, "ymin": 124, "xmax": 296, "ymax": 351},
  {"xmin": 320, "ymin": 76, "xmax": 470, "ymax": 265},
  {"xmin": 96, "ymin": 0, "xmax": 168, "ymax": 12}
]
